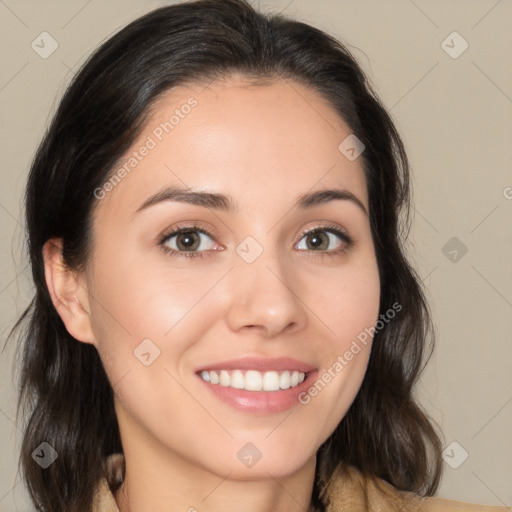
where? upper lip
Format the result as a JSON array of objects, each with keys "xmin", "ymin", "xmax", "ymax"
[{"xmin": 196, "ymin": 357, "xmax": 316, "ymax": 374}]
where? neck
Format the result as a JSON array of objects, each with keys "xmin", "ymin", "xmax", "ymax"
[{"xmin": 114, "ymin": 452, "xmax": 316, "ymax": 512}]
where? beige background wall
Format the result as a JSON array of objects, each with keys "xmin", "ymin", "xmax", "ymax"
[{"xmin": 1, "ymin": 0, "xmax": 511, "ymax": 510}]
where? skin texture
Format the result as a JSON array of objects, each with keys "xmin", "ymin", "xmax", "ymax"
[{"xmin": 43, "ymin": 76, "xmax": 381, "ymax": 512}]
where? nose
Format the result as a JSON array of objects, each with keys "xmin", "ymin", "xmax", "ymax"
[{"xmin": 224, "ymin": 254, "xmax": 308, "ymax": 339}]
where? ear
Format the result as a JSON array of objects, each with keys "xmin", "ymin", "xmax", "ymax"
[{"xmin": 42, "ymin": 238, "xmax": 96, "ymax": 345}]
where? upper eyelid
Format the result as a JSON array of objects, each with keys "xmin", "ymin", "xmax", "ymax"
[{"xmin": 160, "ymin": 225, "xmax": 212, "ymax": 242}]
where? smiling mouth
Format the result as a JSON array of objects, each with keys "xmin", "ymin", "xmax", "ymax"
[{"xmin": 199, "ymin": 369, "xmax": 307, "ymax": 392}]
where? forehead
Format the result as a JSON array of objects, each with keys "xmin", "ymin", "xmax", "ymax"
[{"xmin": 94, "ymin": 76, "xmax": 368, "ymax": 219}]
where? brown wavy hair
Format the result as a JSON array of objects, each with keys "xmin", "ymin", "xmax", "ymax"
[{"xmin": 7, "ymin": 0, "xmax": 443, "ymax": 510}]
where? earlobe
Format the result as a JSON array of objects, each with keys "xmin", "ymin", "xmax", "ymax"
[{"xmin": 42, "ymin": 238, "xmax": 96, "ymax": 345}]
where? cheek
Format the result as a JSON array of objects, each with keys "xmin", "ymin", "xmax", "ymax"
[
  {"xmin": 86, "ymin": 251, "xmax": 224, "ymax": 407},
  {"xmin": 87, "ymin": 261, "xmax": 211, "ymax": 437},
  {"xmin": 90, "ymin": 247, "xmax": 223, "ymax": 338},
  {"xmin": 313, "ymin": 250, "xmax": 381, "ymax": 351},
  {"xmin": 295, "ymin": 253, "xmax": 380, "ymax": 436}
]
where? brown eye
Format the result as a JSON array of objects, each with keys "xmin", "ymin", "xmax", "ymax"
[
  {"xmin": 174, "ymin": 231, "xmax": 201, "ymax": 251},
  {"xmin": 295, "ymin": 226, "xmax": 353, "ymax": 257},
  {"xmin": 304, "ymin": 231, "xmax": 330, "ymax": 250},
  {"xmin": 161, "ymin": 227, "xmax": 216, "ymax": 255}
]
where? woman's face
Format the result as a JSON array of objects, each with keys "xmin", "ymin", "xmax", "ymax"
[{"xmin": 83, "ymin": 76, "xmax": 380, "ymax": 479}]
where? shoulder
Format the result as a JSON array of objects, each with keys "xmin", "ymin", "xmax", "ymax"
[
  {"xmin": 420, "ymin": 496, "xmax": 511, "ymax": 512},
  {"xmin": 326, "ymin": 464, "xmax": 511, "ymax": 512}
]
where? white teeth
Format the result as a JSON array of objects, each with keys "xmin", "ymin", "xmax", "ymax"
[
  {"xmin": 245, "ymin": 370, "xmax": 262, "ymax": 391},
  {"xmin": 231, "ymin": 369, "xmax": 245, "ymax": 389},
  {"xmin": 279, "ymin": 371, "xmax": 291, "ymax": 389},
  {"xmin": 262, "ymin": 371, "xmax": 280, "ymax": 391},
  {"xmin": 199, "ymin": 369, "xmax": 307, "ymax": 391},
  {"xmin": 219, "ymin": 370, "xmax": 230, "ymax": 386}
]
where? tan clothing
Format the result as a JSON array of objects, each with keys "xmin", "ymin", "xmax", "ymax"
[{"xmin": 92, "ymin": 453, "xmax": 510, "ymax": 512}]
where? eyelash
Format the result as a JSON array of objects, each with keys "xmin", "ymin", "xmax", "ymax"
[{"xmin": 158, "ymin": 223, "xmax": 354, "ymax": 259}]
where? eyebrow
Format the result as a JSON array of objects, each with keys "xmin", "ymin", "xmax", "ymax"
[{"xmin": 134, "ymin": 185, "xmax": 368, "ymax": 216}]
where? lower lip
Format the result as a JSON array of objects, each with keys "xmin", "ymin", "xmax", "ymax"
[{"xmin": 198, "ymin": 371, "xmax": 318, "ymax": 414}]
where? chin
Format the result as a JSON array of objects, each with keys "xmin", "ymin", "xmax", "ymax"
[{"xmin": 199, "ymin": 440, "xmax": 318, "ymax": 481}]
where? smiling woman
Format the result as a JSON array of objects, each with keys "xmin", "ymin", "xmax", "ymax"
[{"xmin": 8, "ymin": 1, "xmax": 509, "ymax": 512}]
